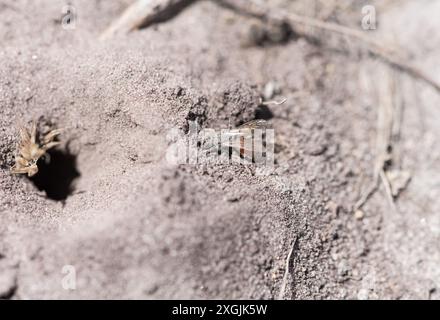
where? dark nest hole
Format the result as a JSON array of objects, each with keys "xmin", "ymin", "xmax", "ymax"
[
  {"xmin": 255, "ymin": 104, "xmax": 274, "ymax": 120},
  {"xmin": 30, "ymin": 148, "xmax": 80, "ymax": 201}
]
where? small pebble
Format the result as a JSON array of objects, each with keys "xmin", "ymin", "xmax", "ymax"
[{"xmin": 354, "ymin": 209, "xmax": 365, "ymax": 220}]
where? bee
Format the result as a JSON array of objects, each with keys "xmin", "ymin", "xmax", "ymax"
[
  {"xmin": 201, "ymin": 119, "xmax": 269, "ymax": 163},
  {"xmin": 11, "ymin": 121, "xmax": 62, "ymax": 177}
]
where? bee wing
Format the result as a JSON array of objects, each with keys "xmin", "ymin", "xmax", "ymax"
[{"xmin": 237, "ymin": 119, "xmax": 268, "ymax": 130}]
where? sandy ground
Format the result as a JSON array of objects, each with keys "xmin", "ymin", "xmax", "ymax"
[{"xmin": 0, "ymin": 0, "xmax": 439, "ymax": 299}]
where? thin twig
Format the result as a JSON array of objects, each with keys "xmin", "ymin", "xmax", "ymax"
[
  {"xmin": 100, "ymin": 0, "xmax": 198, "ymax": 40},
  {"xmin": 355, "ymin": 66, "xmax": 403, "ymax": 212},
  {"xmin": 354, "ymin": 178, "xmax": 379, "ymax": 211},
  {"xmin": 277, "ymin": 236, "xmax": 297, "ymax": 300},
  {"xmin": 379, "ymin": 169, "xmax": 398, "ymax": 212}
]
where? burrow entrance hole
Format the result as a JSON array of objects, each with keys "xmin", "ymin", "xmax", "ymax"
[{"xmin": 30, "ymin": 148, "xmax": 80, "ymax": 201}]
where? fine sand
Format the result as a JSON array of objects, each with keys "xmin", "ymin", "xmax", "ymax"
[{"xmin": 0, "ymin": 0, "xmax": 439, "ymax": 299}]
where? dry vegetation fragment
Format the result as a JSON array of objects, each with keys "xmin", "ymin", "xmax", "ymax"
[{"xmin": 11, "ymin": 122, "xmax": 62, "ymax": 177}]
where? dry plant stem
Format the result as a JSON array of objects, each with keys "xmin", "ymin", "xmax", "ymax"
[
  {"xmin": 100, "ymin": 0, "xmax": 198, "ymax": 40},
  {"xmin": 216, "ymin": 0, "xmax": 440, "ymax": 93},
  {"xmin": 11, "ymin": 122, "xmax": 62, "ymax": 177},
  {"xmin": 379, "ymin": 169, "xmax": 397, "ymax": 212},
  {"xmin": 277, "ymin": 236, "xmax": 297, "ymax": 300},
  {"xmin": 354, "ymin": 178, "xmax": 379, "ymax": 211},
  {"xmin": 355, "ymin": 67, "xmax": 401, "ymax": 212},
  {"xmin": 376, "ymin": 68, "xmax": 399, "ymax": 213}
]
